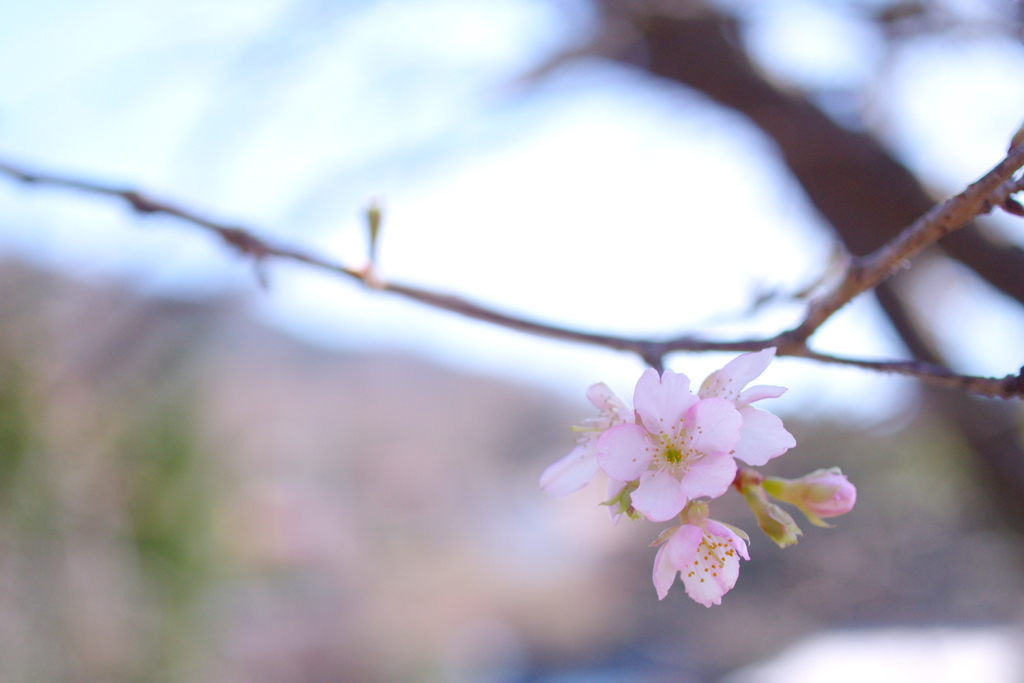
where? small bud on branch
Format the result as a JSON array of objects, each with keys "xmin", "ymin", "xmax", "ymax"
[{"xmin": 365, "ymin": 200, "xmax": 382, "ymax": 265}]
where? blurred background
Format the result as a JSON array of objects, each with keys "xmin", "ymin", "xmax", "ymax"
[{"xmin": 2, "ymin": 0, "xmax": 1024, "ymax": 681}]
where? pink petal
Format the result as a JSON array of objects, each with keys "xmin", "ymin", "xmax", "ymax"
[
  {"xmin": 737, "ymin": 384, "xmax": 787, "ymax": 406},
  {"xmin": 596, "ymin": 424, "xmax": 654, "ymax": 482},
  {"xmin": 539, "ymin": 441, "xmax": 600, "ymax": 498},
  {"xmin": 706, "ymin": 520, "xmax": 750, "ymax": 560},
  {"xmin": 665, "ymin": 524, "xmax": 704, "ymax": 569},
  {"xmin": 802, "ymin": 472, "xmax": 857, "ymax": 518},
  {"xmin": 679, "ymin": 452, "xmax": 737, "ymax": 501},
  {"xmin": 632, "ymin": 470, "xmax": 689, "ymax": 522},
  {"xmin": 732, "ymin": 405, "xmax": 796, "ymax": 466},
  {"xmin": 633, "ymin": 368, "xmax": 697, "ymax": 439},
  {"xmin": 652, "ymin": 543, "xmax": 677, "ymax": 600},
  {"xmin": 685, "ymin": 397, "xmax": 742, "ymax": 455},
  {"xmin": 699, "ymin": 348, "xmax": 776, "ymax": 402}
]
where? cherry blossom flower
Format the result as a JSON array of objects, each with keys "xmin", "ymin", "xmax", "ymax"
[
  {"xmin": 596, "ymin": 368, "xmax": 742, "ymax": 522},
  {"xmin": 539, "ymin": 383, "xmax": 633, "ymax": 498},
  {"xmin": 652, "ymin": 503, "xmax": 750, "ymax": 606},
  {"xmin": 539, "ymin": 352, "xmax": 853, "ymax": 607},
  {"xmin": 698, "ymin": 348, "xmax": 795, "ymax": 466}
]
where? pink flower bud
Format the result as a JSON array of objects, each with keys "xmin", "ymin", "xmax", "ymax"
[
  {"xmin": 763, "ymin": 468, "xmax": 856, "ymax": 527},
  {"xmin": 801, "ymin": 470, "xmax": 856, "ymax": 518}
]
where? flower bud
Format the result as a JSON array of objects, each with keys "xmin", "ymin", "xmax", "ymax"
[
  {"xmin": 365, "ymin": 200, "xmax": 382, "ymax": 264},
  {"xmin": 735, "ymin": 469, "xmax": 802, "ymax": 548},
  {"xmin": 763, "ymin": 467, "xmax": 856, "ymax": 528}
]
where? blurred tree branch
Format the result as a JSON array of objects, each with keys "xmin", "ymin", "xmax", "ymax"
[
  {"xmin": 595, "ymin": 2, "xmax": 1024, "ymax": 307},
  {"xmin": 588, "ymin": 0, "xmax": 1024, "ymax": 528}
]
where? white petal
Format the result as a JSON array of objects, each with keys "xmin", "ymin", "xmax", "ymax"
[
  {"xmin": 596, "ymin": 424, "xmax": 654, "ymax": 482},
  {"xmin": 685, "ymin": 397, "xmax": 742, "ymax": 455},
  {"xmin": 699, "ymin": 348, "xmax": 776, "ymax": 402},
  {"xmin": 732, "ymin": 405, "xmax": 796, "ymax": 466},
  {"xmin": 708, "ymin": 532, "xmax": 741, "ymax": 593},
  {"xmin": 737, "ymin": 384, "xmax": 787, "ymax": 406},
  {"xmin": 652, "ymin": 543, "xmax": 677, "ymax": 600},
  {"xmin": 632, "ymin": 470, "xmax": 689, "ymax": 522},
  {"xmin": 679, "ymin": 452, "xmax": 737, "ymax": 501},
  {"xmin": 680, "ymin": 533, "xmax": 741, "ymax": 607},
  {"xmin": 633, "ymin": 368, "xmax": 697, "ymax": 440},
  {"xmin": 587, "ymin": 382, "xmax": 631, "ymax": 421},
  {"xmin": 682, "ymin": 577, "xmax": 722, "ymax": 607},
  {"xmin": 539, "ymin": 441, "xmax": 600, "ymax": 498}
]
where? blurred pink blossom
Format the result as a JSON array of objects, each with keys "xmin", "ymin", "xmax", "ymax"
[{"xmin": 539, "ymin": 383, "xmax": 632, "ymax": 498}]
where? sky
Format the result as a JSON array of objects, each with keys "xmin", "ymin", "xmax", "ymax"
[{"xmin": 3, "ymin": 0, "xmax": 1024, "ymax": 424}]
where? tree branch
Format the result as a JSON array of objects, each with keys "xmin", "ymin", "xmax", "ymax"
[
  {"xmin": 614, "ymin": 7, "xmax": 1024, "ymax": 314},
  {"xmin": 786, "ymin": 144, "xmax": 1024, "ymax": 342},
  {"xmin": 2, "ymin": 156, "xmax": 1023, "ymax": 398}
]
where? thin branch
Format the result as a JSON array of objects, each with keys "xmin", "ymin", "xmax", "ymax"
[
  {"xmin": 795, "ymin": 349, "xmax": 1024, "ymax": 399},
  {"xmin": 786, "ymin": 144, "xmax": 1024, "ymax": 342},
  {"xmin": 2, "ymin": 155, "xmax": 1024, "ymax": 398}
]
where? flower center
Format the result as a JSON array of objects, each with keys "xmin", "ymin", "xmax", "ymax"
[{"xmin": 662, "ymin": 443, "xmax": 684, "ymax": 464}]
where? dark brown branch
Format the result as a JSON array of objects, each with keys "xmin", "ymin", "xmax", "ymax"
[
  {"xmin": 787, "ymin": 144, "xmax": 1024, "ymax": 341},
  {"xmin": 603, "ymin": 3, "xmax": 1024, "ymax": 528},
  {"xmin": 2, "ymin": 156, "xmax": 1023, "ymax": 397},
  {"xmin": 612, "ymin": 8, "xmax": 1024, "ymax": 314},
  {"xmin": 796, "ymin": 350, "xmax": 1024, "ymax": 399}
]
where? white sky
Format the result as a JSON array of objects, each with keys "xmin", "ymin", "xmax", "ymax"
[{"xmin": 2, "ymin": 0, "xmax": 1024, "ymax": 423}]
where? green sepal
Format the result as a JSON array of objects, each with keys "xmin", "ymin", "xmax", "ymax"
[
  {"xmin": 741, "ymin": 481, "xmax": 802, "ymax": 548},
  {"xmin": 600, "ymin": 481, "xmax": 640, "ymax": 521}
]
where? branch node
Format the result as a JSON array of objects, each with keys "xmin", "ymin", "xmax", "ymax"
[
  {"xmin": 122, "ymin": 191, "xmax": 161, "ymax": 214},
  {"xmin": 357, "ymin": 264, "xmax": 386, "ymax": 290},
  {"xmin": 639, "ymin": 348, "xmax": 665, "ymax": 373},
  {"xmin": 846, "ymin": 257, "xmax": 869, "ymax": 283},
  {"xmin": 771, "ymin": 329, "xmax": 809, "ymax": 353},
  {"xmin": 218, "ymin": 227, "xmax": 268, "ymax": 259}
]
